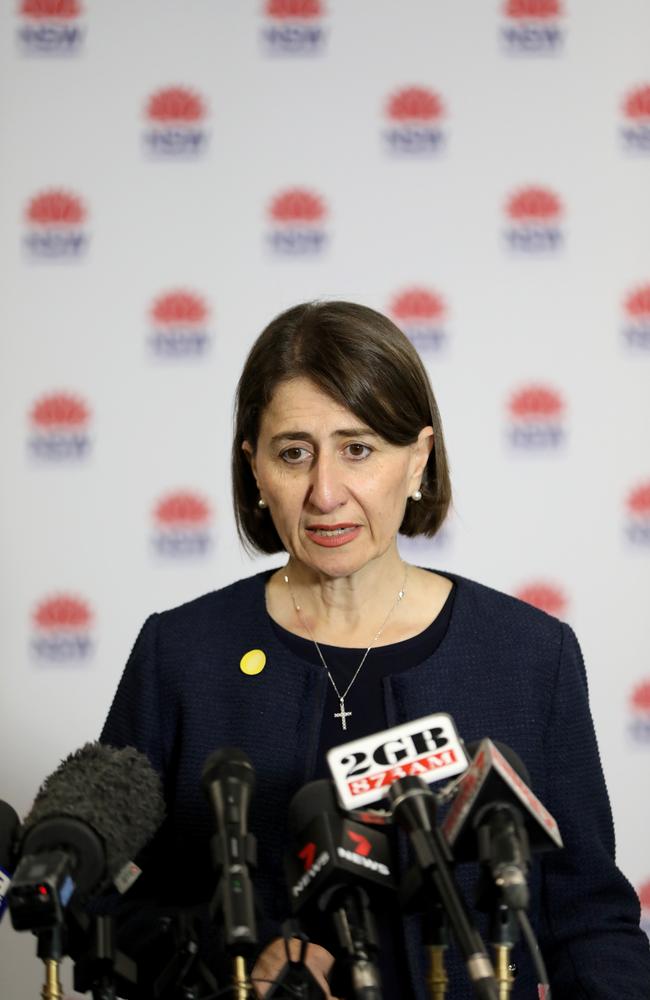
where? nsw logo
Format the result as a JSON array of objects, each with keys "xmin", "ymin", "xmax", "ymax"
[
  {"xmin": 143, "ymin": 86, "xmax": 209, "ymax": 158},
  {"xmin": 152, "ymin": 491, "xmax": 213, "ymax": 558},
  {"xmin": 260, "ymin": 0, "xmax": 327, "ymax": 56},
  {"xmin": 24, "ymin": 188, "xmax": 88, "ymax": 260},
  {"xmin": 31, "ymin": 594, "xmax": 93, "ymax": 662},
  {"xmin": 620, "ymin": 85, "xmax": 650, "ymax": 154},
  {"xmin": 506, "ymin": 384, "xmax": 565, "ymax": 449},
  {"xmin": 28, "ymin": 392, "xmax": 91, "ymax": 461},
  {"xmin": 382, "ymin": 87, "xmax": 446, "ymax": 156},
  {"xmin": 629, "ymin": 681, "xmax": 650, "ymax": 744},
  {"xmin": 500, "ymin": 0, "xmax": 564, "ymax": 56},
  {"xmin": 17, "ymin": 0, "xmax": 85, "ymax": 57},
  {"xmin": 389, "ymin": 287, "xmax": 447, "ymax": 352},
  {"xmin": 149, "ymin": 290, "xmax": 212, "ymax": 358},
  {"xmin": 503, "ymin": 186, "xmax": 563, "ymax": 253},
  {"xmin": 639, "ymin": 880, "xmax": 650, "ymax": 936},
  {"xmin": 624, "ymin": 482, "xmax": 650, "ymax": 546},
  {"xmin": 514, "ymin": 582, "xmax": 567, "ymax": 618},
  {"xmin": 267, "ymin": 187, "xmax": 328, "ymax": 255},
  {"xmin": 622, "ymin": 284, "xmax": 650, "ymax": 351}
]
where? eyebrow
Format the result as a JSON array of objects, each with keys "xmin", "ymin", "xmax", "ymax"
[{"xmin": 269, "ymin": 427, "xmax": 379, "ymax": 446}]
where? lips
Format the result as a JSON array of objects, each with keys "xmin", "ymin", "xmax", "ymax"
[{"xmin": 305, "ymin": 523, "xmax": 362, "ymax": 548}]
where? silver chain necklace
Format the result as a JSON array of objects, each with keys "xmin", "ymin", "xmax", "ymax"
[{"xmin": 283, "ymin": 564, "xmax": 409, "ymax": 731}]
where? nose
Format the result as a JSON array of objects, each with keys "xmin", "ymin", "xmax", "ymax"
[{"xmin": 306, "ymin": 452, "xmax": 348, "ymax": 513}]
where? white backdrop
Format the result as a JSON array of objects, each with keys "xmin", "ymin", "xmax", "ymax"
[{"xmin": 1, "ymin": 0, "xmax": 649, "ymax": 994}]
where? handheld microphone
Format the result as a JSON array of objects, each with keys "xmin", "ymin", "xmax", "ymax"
[
  {"xmin": 388, "ymin": 776, "xmax": 498, "ymax": 1000},
  {"xmin": 201, "ymin": 747, "xmax": 258, "ymax": 954},
  {"xmin": 8, "ymin": 742, "xmax": 165, "ymax": 932},
  {"xmin": 0, "ymin": 801, "xmax": 21, "ymax": 923},
  {"xmin": 286, "ymin": 779, "xmax": 391, "ymax": 1000},
  {"xmin": 442, "ymin": 739, "xmax": 563, "ymax": 911}
]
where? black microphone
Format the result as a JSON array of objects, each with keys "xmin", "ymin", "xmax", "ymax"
[
  {"xmin": 201, "ymin": 747, "xmax": 258, "ymax": 954},
  {"xmin": 388, "ymin": 776, "xmax": 499, "ymax": 1000},
  {"xmin": 8, "ymin": 742, "xmax": 165, "ymax": 932},
  {"xmin": 442, "ymin": 739, "xmax": 563, "ymax": 911},
  {"xmin": 0, "ymin": 801, "xmax": 21, "ymax": 923},
  {"xmin": 286, "ymin": 779, "xmax": 391, "ymax": 1000}
]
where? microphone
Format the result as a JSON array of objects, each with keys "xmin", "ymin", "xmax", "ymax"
[
  {"xmin": 286, "ymin": 779, "xmax": 391, "ymax": 1000},
  {"xmin": 8, "ymin": 742, "xmax": 165, "ymax": 932},
  {"xmin": 442, "ymin": 739, "xmax": 563, "ymax": 911},
  {"xmin": 387, "ymin": 776, "xmax": 498, "ymax": 1000},
  {"xmin": 201, "ymin": 747, "xmax": 258, "ymax": 954},
  {"xmin": 0, "ymin": 801, "xmax": 21, "ymax": 923}
]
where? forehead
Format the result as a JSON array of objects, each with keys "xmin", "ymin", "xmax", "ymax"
[{"xmin": 260, "ymin": 378, "xmax": 361, "ymax": 431}]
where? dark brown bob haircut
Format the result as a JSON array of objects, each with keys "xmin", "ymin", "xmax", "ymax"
[{"xmin": 232, "ymin": 300, "xmax": 451, "ymax": 554}]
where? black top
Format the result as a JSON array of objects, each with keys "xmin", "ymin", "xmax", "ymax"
[{"xmin": 269, "ymin": 583, "xmax": 456, "ymax": 999}]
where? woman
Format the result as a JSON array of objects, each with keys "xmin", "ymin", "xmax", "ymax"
[{"xmin": 101, "ymin": 301, "xmax": 650, "ymax": 999}]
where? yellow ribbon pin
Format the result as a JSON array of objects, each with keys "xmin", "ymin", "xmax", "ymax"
[{"xmin": 240, "ymin": 649, "xmax": 266, "ymax": 676}]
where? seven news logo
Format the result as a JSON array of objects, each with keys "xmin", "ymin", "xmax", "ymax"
[
  {"xmin": 148, "ymin": 290, "xmax": 212, "ymax": 358},
  {"xmin": 622, "ymin": 284, "xmax": 650, "ymax": 351},
  {"xmin": 514, "ymin": 582, "xmax": 568, "ymax": 618},
  {"xmin": 506, "ymin": 384, "xmax": 565, "ymax": 449},
  {"xmin": 266, "ymin": 187, "xmax": 328, "ymax": 254},
  {"xmin": 503, "ymin": 186, "xmax": 563, "ymax": 253},
  {"xmin": 625, "ymin": 482, "xmax": 650, "ymax": 546},
  {"xmin": 17, "ymin": 0, "xmax": 85, "ymax": 56},
  {"xmin": 152, "ymin": 491, "xmax": 213, "ymax": 558},
  {"xmin": 620, "ymin": 85, "xmax": 650, "ymax": 154},
  {"xmin": 629, "ymin": 681, "xmax": 650, "ymax": 743},
  {"xmin": 389, "ymin": 287, "xmax": 448, "ymax": 353},
  {"xmin": 28, "ymin": 392, "xmax": 92, "ymax": 461},
  {"xmin": 382, "ymin": 87, "xmax": 446, "ymax": 156},
  {"xmin": 143, "ymin": 87, "xmax": 209, "ymax": 158},
  {"xmin": 260, "ymin": 0, "xmax": 327, "ymax": 56},
  {"xmin": 23, "ymin": 189, "xmax": 89, "ymax": 260},
  {"xmin": 500, "ymin": 0, "xmax": 564, "ymax": 55},
  {"xmin": 31, "ymin": 594, "xmax": 93, "ymax": 661}
]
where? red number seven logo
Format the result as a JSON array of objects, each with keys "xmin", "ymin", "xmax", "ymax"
[{"xmin": 347, "ymin": 830, "xmax": 372, "ymax": 856}]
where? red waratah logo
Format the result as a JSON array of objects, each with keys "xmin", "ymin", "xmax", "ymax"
[
  {"xmin": 149, "ymin": 290, "xmax": 211, "ymax": 357},
  {"xmin": 30, "ymin": 392, "xmax": 90, "ymax": 428},
  {"xmin": 629, "ymin": 681, "xmax": 650, "ymax": 743},
  {"xmin": 386, "ymin": 87, "xmax": 444, "ymax": 123},
  {"xmin": 152, "ymin": 491, "xmax": 213, "ymax": 557},
  {"xmin": 26, "ymin": 189, "xmax": 86, "ymax": 226},
  {"xmin": 500, "ymin": 0, "xmax": 563, "ymax": 53},
  {"xmin": 267, "ymin": 188, "xmax": 328, "ymax": 254},
  {"xmin": 638, "ymin": 880, "xmax": 650, "ymax": 907},
  {"xmin": 383, "ymin": 87, "xmax": 446, "ymax": 155},
  {"xmin": 262, "ymin": 0, "xmax": 326, "ymax": 54},
  {"xmin": 503, "ymin": 187, "xmax": 563, "ymax": 252},
  {"xmin": 21, "ymin": 0, "xmax": 81, "ymax": 17},
  {"xmin": 33, "ymin": 594, "xmax": 92, "ymax": 631},
  {"xmin": 620, "ymin": 85, "xmax": 650, "ymax": 153},
  {"xmin": 506, "ymin": 187, "xmax": 562, "ymax": 222},
  {"xmin": 623, "ymin": 284, "xmax": 650, "ymax": 349},
  {"xmin": 624, "ymin": 482, "xmax": 650, "ymax": 545},
  {"xmin": 266, "ymin": 0, "xmax": 322, "ymax": 17},
  {"xmin": 28, "ymin": 392, "xmax": 92, "ymax": 460},
  {"xmin": 31, "ymin": 594, "xmax": 94, "ymax": 661},
  {"xmin": 631, "ymin": 681, "xmax": 650, "ymax": 714},
  {"xmin": 507, "ymin": 384, "xmax": 565, "ymax": 448},
  {"xmin": 146, "ymin": 87, "xmax": 206, "ymax": 124},
  {"xmin": 503, "ymin": 0, "xmax": 560, "ymax": 17},
  {"xmin": 626, "ymin": 482, "xmax": 650, "ymax": 516},
  {"xmin": 143, "ymin": 87, "xmax": 209, "ymax": 157},
  {"xmin": 389, "ymin": 288, "xmax": 447, "ymax": 352},
  {"xmin": 515, "ymin": 583, "xmax": 567, "ymax": 617}
]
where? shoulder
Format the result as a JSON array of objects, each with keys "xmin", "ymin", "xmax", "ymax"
[{"xmin": 153, "ymin": 570, "xmax": 272, "ymax": 638}]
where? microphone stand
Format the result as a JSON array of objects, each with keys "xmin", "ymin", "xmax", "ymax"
[
  {"xmin": 424, "ymin": 900, "xmax": 449, "ymax": 1000},
  {"xmin": 37, "ymin": 926, "xmax": 65, "ymax": 1000},
  {"xmin": 489, "ymin": 903, "xmax": 517, "ymax": 1000}
]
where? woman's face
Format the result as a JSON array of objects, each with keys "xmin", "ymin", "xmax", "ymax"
[{"xmin": 244, "ymin": 378, "xmax": 433, "ymax": 579}]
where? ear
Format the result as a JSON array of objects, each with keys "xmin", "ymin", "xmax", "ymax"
[
  {"xmin": 241, "ymin": 440, "xmax": 258, "ymax": 483},
  {"xmin": 410, "ymin": 426, "xmax": 434, "ymax": 488}
]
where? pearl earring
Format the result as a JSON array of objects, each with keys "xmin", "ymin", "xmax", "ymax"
[
  {"xmin": 411, "ymin": 489, "xmax": 422, "ymax": 502},
  {"xmin": 257, "ymin": 497, "xmax": 267, "ymax": 509}
]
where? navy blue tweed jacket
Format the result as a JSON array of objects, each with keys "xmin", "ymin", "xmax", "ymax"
[{"xmin": 101, "ymin": 570, "xmax": 650, "ymax": 999}]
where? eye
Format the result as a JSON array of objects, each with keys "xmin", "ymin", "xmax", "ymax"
[
  {"xmin": 344, "ymin": 443, "xmax": 373, "ymax": 460},
  {"xmin": 280, "ymin": 446, "xmax": 312, "ymax": 464}
]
